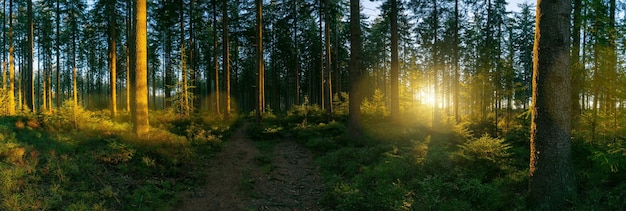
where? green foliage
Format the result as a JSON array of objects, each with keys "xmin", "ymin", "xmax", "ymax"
[
  {"xmin": 456, "ymin": 134, "xmax": 511, "ymax": 163},
  {"xmin": 285, "ymin": 111, "xmax": 528, "ymax": 210},
  {"xmin": 361, "ymin": 89, "xmax": 389, "ymax": 120},
  {"xmin": 285, "ymin": 103, "xmax": 328, "ymax": 126},
  {"xmin": 0, "ymin": 108, "xmax": 229, "ymax": 210},
  {"xmin": 461, "ymin": 116, "xmax": 499, "ymax": 139},
  {"xmin": 332, "ymin": 92, "xmax": 349, "ymax": 119}
]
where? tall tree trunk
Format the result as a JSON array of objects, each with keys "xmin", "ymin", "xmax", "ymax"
[
  {"xmin": 2, "ymin": 0, "xmax": 5, "ymax": 99},
  {"xmin": 432, "ymin": 0, "xmax": 439, "ymax": 125},
  {"xmin": 133, "ymin": 0, "xmax": 149, "ymax": 135},
  {"xmin": 26, "ymin": 0, "xmax": 34, "ymax": 112},
  {"xmin": 607, "ymin": 0, "xmax": 617, "ymax": 128},
  {"xmin": 255, "ymin": 0, "xmax": 264, "ymax": 124},
  {"xmin": 109, "ymin": 0, "xmax": 117, "ymax": 118},
  {"xmin": 165, "ymin": 29, "xmax": 173, "ymax": 108},
  {"xmin": 293, "ymin": 0, "xmax": 300, "ymax": 105},
  {"xmin": 56, "ymin": 0, "xmax": 61, "ymax": 109},
  {"xmin": 390, "ymin": 0, "xmax": 399, "ymax": 122},
  {"xmin": 129, "ymin": 0, "xmax": 136, "ymax": 117},
  {"xmin": 41, "ymin": 38, "xmax": 47, "ymax": 112},
  {"xmin": 213, "ymin": 0, "xmax": 220, "ymax": 114},
  {"xmin": 348, "ymin": 0, "xmax": 362, "ymax": 139},
  {"xmin": 8, "ymin": 0, "xmax": 15, "ymax": 115},
  {"xmin": 453, "ymin": 0, "xmax": 460, "ymax": 123},
  {"xmin": 570, "ymin": 0, "xmax": 582, "ymax": 126},
  {"xmin": 72, "ymin": 26, "xmax": 78, "ymax": 127},
  {"xmin": 324, "ymin": 0, "xmax": 333, "ymax": 121},
  {"xmin": 222, "ymin": 0, "xmax": 231, "ymax": 119},
  {"xmin": 529, "ymin": 0, "xmax": 576, "ymax": 208},
  {"xmin": 190, "ymin": 0, "xmax": 198, "ymax": 110},
  {"xmin": 180, "ymin": 0, "xmax": 189, "ymax": 115}
]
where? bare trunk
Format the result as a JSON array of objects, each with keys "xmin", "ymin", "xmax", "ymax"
[
  {"xmin": 133, "ymin": 0, "xmax": 149, "ymax": 135},
  {"xmin": 529, "ymin": 0, "xmax": 576, "ymax": 208},
  {"xmin": 223, "ymin": 0, "xmax": 231, "ymax": 119},
  {"xmin": 255, "ymin": 0, "xmax": 264, "ymax": 124},
  {"xmin": 348, "ymin": 0, "xmax": 362, "ymax": 139},
  {"xmin": 390, "ymin": 0, "xmax": 399, "ymax": 121}
]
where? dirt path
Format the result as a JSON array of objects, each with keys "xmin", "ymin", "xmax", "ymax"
[{"xmin": 175, "ymin": 123, "xmax": 324, "ymax": 210}]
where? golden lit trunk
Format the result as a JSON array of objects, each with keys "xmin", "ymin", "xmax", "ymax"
[
  {"xmin": 110, "ymin": 1, "xmax": 117, "ymax": 118},
  {"xmin": 8, "ymin": 0, "xmax": 15, "ymax": 115},
  {"xmin": 133, "ymin": 0, "xmax": 149, "ymax": 135}
]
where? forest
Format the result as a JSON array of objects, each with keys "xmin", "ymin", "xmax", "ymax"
[{"xmin": 0, "ymin": 0, "xmax": 625, "ymax": 209}]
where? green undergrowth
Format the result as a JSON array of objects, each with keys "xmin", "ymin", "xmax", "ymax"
[
  {"xmin": 246, "ymin": 103, "xmax": 626, "ymax": 210},
  {"xmin": 0, "ymin": 102, "xmax": 232, "ymax": 210}
]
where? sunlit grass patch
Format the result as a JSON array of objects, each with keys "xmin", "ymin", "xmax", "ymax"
[{"xmin": 0, "ymin": 106, "xmax": 232, "ymax": 210}]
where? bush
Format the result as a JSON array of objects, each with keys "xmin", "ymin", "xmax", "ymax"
[
  {"xmin": 456, "ymin": 134, "xmax": 511, "ymax": 163},
  {"xmin": 361, "ymin": 89, "xmax": 389, "ymax": 120}
]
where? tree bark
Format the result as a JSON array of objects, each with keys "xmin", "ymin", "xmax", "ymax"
[
  {"xmin": 222, "ymin": 0, "xmax": 231, "ymax": 119},
  {"xmin": 292, "ymin": 0, "xmax": 300, "ymax": 106},
  {"xmin": 109, "ymin": 0, "xmax": 117, "ymax": 118},
  {"xmin": 432, "ymin": 0, "xmax": 439, "ymax": 125},
  {"xmin": 133, "ymin": 0, "xmax": 149, "ymax": 135},
  {"xmin": 26, "ymin": 0, "xmax": 34, "ymax": 112},
  {"xmin": 56, "ymin": 0, "xmax": 61, "ymax": 109},
  {"xmin": 8, "ymin": 0, "xmax": 15, "ymax": 115},
  {"xmin": 255, "ymin": 0, "xmax": 264, "ymax": 124},
  {"xmin": 529, "ymin": 0, "xmax": 576, "ymax": 208},
  {"xmin": 453, "ymin": 0, "xmax": 460, "ymax": 123},
  {"xmin": 324, "ymin": 0, "xmax": 333, "ymax": 121},
  {"xmin": 570, "ymin": 0, "xmax": 581, "ymax": 126},
  {"xmin": 348, "ymin": 0, "xmax": 362, "ymax": 139},
  {"xmin": 180, "ymin": 0, "xmax": 189, "ymax": 115},
  {"xmin": 213, "ymin": 0, "xmax": 220, "ymax": 114},
  {"xmin": 390, "ymin": 0, "xmax": 399, "ymax": 122}
]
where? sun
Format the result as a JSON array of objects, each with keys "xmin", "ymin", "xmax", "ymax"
[{"xmin": 415, "ymin": 90, "xmax": 437, "ymax": 107}]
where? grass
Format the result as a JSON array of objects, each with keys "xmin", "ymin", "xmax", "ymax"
[
  {"xmin": 243, "ymin": 104, "xmax": 626, "ymax": 210},
  {"xmin": 0, "ymin": 103, "xmax": 231, "ymax": 210}
]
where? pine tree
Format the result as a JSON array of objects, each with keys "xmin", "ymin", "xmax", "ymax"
[
  {"xmin": 529, "ymin": 0, "xmax": 576, "ymax": 208},
  {"xmin": 348, "ymin": 0, "xmax": 362, "ymax": 139},
  {"xmin": 133, "ymin": 0, "xmax": 149, "ymax": 135}
]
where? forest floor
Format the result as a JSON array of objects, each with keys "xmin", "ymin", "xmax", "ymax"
[{"xmin": 174, "ymin": 122, "xmax": 325, "ymax": 210}]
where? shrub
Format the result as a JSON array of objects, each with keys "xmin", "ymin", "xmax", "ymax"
[
  {"xmin": 361, "ymin": 89, "xmax": 389, "ymax": 120},
  {"xmin": 457, "ymin": 134, "xmax": 511, "ymax": 163}
]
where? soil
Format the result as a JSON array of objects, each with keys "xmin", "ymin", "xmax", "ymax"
[{"xmin": 174, "ymin": 122, "xmax": 325, "ymax": 210}]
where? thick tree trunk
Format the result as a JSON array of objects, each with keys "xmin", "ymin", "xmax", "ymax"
[
  {"xmin": 348, "ymin": 0, "xmax": 362, "ymax": 139},
  {"xmin": 529, "ymin": 0, "xmax": 576, "ymax": 209},
  {"xmin": 133, "ymin": 0, "xmax": 149, "ymax": 135}
]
